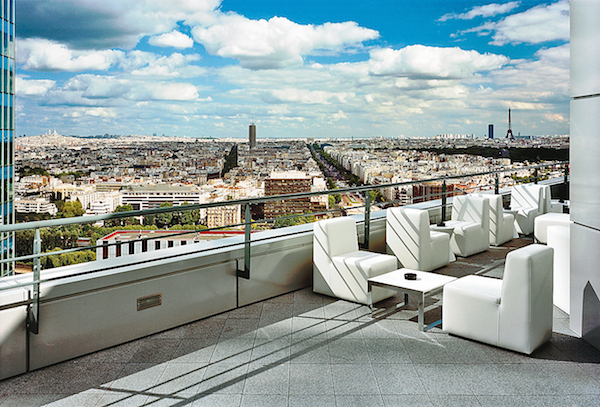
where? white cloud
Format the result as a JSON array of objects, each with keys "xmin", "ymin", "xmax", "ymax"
[
  {"xmin": 16, "ymin": 77, "xmax": 56, "ymax": 96},
  {"xmin": 367, "ymin": 45, "xmax": 508, "ymax": 79},
  {"xmin": 439, "ymin": 2, "xmax": 521, "ymax": 21},
  {"xmin": 475, "ymin": 0, "xmax": 569, "ymax": 45},
  {"xmin": 148, "ymin": 31, "xmax": 194, "ymax": 49},
  {"xmin": 129, "ymin": 53, "xmax": 204, "ymax": 77},
  {"xmin": 19, "ymin": 0, "xmax": 222, "ymax": 49},
  {"xmin": 192, "ymin": 14, "xmax": 379, "ymax": 69},
  {"xmin": 17, "ymin": 39, "xmax": 123, "ymax": 71},
  {"xmin": 125, "ymin": 82, "xmax": 199, "ymax": 101},
  {"xmin": 264, "ymin": 88, "xmax": 355, "ymax": 105}
]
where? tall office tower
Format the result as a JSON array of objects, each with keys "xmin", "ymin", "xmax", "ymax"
[
  {"xmin": 249, "ymin": 123, "xmax": 256, "ymax": 149},
  {"xmin": 488, "ymin": 124, "xmax": 494, "ymax": 139},
  {"xmin": 1, "ymin": 0, "xmax": 15, "ymax": 277}
]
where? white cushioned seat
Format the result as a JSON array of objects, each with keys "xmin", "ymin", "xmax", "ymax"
[
  {"xmin": 443, "ymin": 244, "xmax": 554, "ymax": 355},
  {"xmin": 386, "ymin": 207, "xmax": 451, "ymax": 271},
  {"xmin": 471, "ymin": 193, "xmax": 514, "ymax": 246},
  {"xmin": 534, "ymin": 212, "xmax": 571, "ymax": 244},
  {"xmin": 313, "ymin": 217, "xmax": 397, "ymax": 305},
  {"xmin": 445, "ymin": 195, "xmax": 490, "ymax": 257},
  {"xmin": 510, "ymin": 184, "xmax": 545, "ymax": 235},
  {"xmin": 547, "ymin": 225, "xmax": 570, "ymax": 314}
]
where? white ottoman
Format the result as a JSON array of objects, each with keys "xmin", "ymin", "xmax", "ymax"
[
  {"xmin": 534, "ymin": 213, "xmax": 571, "ymax": 244},
  {"xmin": 547, "ymin": 225, "xmax": 570, "ymax": 314}
]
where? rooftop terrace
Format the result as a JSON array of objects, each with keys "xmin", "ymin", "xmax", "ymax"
[{"xmin": 1, "ymin": 236, "xmax": 598, "ymax": 407}]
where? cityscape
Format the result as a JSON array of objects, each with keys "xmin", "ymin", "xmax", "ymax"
[{"xmin": 13, "ymin": 127, "xmax": 568, "ymax": 267}]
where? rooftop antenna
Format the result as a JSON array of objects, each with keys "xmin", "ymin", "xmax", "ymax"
[{"xmin": 506, "ymin": 107, "xmax": 514, "ymax": 140}]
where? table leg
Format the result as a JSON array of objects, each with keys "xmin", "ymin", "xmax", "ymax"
[
  {"xmin": 418, "ymin": 293, "xmax": 424, "ymax": 331},
  {"xmin": 368, "ymin": 281, "xmax": 374, "ymax": 316}
]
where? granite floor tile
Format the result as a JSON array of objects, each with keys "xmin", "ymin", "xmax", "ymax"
[
  {"xmin": 289, "ymin": 364, "xmax": 334, "ymax": 395},
  {"xmin": 152, "ymin": 362, "xmax": 207, "ymax": 397},
  {"xmin": 331, "ymin": 364, "xmax": 380, "ymax": 395},
  {"xmin": 413, "ymin": 364, "xmax": 474, "ymax": 396},
  {"xmin": 191, "ymin": 393, "xmax": 242, "ymax": 407},
  {"xmin": 336, "ymin": 394, "xmax": 385, "ymax": 407},
  {"xmin": 172, "ymin": 340, "xmax": 216, "ymax": 364},
  {"xmin": 107, "ymin": 363, "xmax": 167, "ymax": 394},
  {"xmin": 455, "ymin": 364, "xmax": 517, "ymax": 396},
  {"xmin": 219, "ymin": 319, "xmax": 260, "ymax": 341},
  {"xmin": 0, "ymin": 394, "xmax": 60, "ymax": 407},
  {"xmin": 372, "ymin": 363, "xmax": 426, "ymax": 395},
  {"xmin": 403, "ymin": 338, "xmax": 451, "ymax": 364},
  {"xmin": 382, "ymin": 394, "xmax": 434, "ymax": 407},
  {"xmin": 475, "ymin": 395, "xmax": 531, "ymax": 407},
  {"xmin": 328, "ymin": 338, "xmax": 370, "ymax": 364},
  {"xmin": 129, "ymin": 339, "xmax": 182, "ymax": 364},
  {"xmin": 429, "ymin": 395, "xmax": 482, "ymax": 407},
  {"xmin": 288, "ymin": 394, "xmax": 336, "ymax": 407},
  {"xmin": 289, "ymin": 338, "xmax": 330, "ymax": 364},
  {"xmin": 249, "ymin": 338, "xmax": 291, "ymax": 366},
  {"xmin": 524, "ymin": 394, "xmax": 600, "ymax": 407},
  {"xmin": 240, "ymin": 394, "xmax": 288, "ymax": 407},
  {"xmin": 364, "ymin": 338, "xmax": 411, "ymax": 364},
  {"xmin": 243, "ymin": 363, "xmax": 289, "ymax": 395}
]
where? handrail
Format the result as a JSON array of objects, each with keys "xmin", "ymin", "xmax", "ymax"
[
  {"xmin": 0, "ymin": 160, "xmax": 568, "ymax": 233},
  {"xmin": 0, "ymin": 160, "xmax": 569, "ymax": 333}
]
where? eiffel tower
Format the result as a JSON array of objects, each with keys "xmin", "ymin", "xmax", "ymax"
[{"xmin": 506, "ymin": 108, "xmax": 514, "ymax": 140}]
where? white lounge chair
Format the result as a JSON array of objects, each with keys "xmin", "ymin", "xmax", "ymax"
[
  {"xmin": 446, "ymin": 195, "xmax": 490, "ymax": 257},
  {"xmin": 443, "ymin": 244, "xmax": 554, "ymax": 354},
  {"xmin": 386, "ymin": 207, "xmax": 451, "ymax": 271},
  {"xmin": 313, "ymin": 217, "xmax": 397, "ymax": 305}
]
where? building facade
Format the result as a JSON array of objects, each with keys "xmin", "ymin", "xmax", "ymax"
[
  {"xmin": 264, "ymin": 171, "xmax": 312, "ymax": 219},
  {"xmin": 1, "ymin": 0, "xmax": 14, "ymax": 276},
  {"xmin": 249, "ymin": 123, "xmax": 256, "ymax": 149}
]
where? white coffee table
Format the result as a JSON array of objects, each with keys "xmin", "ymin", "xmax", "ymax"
[{"xmin": 368, "ymin": 268, "xmax": 457, "ymax": 331}]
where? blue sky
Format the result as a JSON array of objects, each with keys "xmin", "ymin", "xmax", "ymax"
[{"xmin": 16, "ymin": 0, "xmax": 570, "ymax": 139}]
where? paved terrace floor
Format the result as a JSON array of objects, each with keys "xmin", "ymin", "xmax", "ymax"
[{"xmin": 1, "ymin": 237, "xmax": 599, "ymax": 407}]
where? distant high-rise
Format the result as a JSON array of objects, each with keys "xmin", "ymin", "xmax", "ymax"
[
  {"xmin": 249, "ymin": 123, "xmax": 256, "ymax": 149},
  {"xmin": 1, "ymin": 0, "xmax": 15, "ymax": 276},
  {"xmin": 488, "ymin": 124, "xmax": 494, "ymax": 139}
]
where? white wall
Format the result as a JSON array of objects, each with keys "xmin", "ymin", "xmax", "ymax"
[{"xmin": 569, "ymin": 0, "xmax": 600, "ymax": 349}]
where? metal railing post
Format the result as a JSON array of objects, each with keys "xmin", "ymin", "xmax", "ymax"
[
  {"xmin": 560, "ymin": 164, "xmax": 569, "ymax": 203},
  {"xmin": 534, "ymin": 168, "xmax": 539, "ymax": 184},
  {"xmin": 237, "ymin": 203, "xmax": 251, "ymax": 279},
  {"xmin": 28, "ymin": 228, "xmax": 41, "ymax": 334},
  {"xmin": 438, "ymin": 181, "xmax": 447, "ymax": 226},
  {"xmin": 495, "ymin": 174, "xmax": 499, "ymax": 195},
  {"xmin": 363, "ymin": 191, "xmax": 371, "ymax": 250}
]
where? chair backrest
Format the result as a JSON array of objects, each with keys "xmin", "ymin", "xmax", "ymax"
[
  {"xmin": 451, "ymin": 195, "xmax": 490, "ymax": 232},
  {"xmin": 313, "ymin": 216, "xmax": 358, "ymax": 257},
  {"xmin": 540, "ymin": 185, "xmax": 551, "ymax": 213},
  {"xmin": 386, "ymin": 207, "xmax": 430, "ymax": 269},
  {"xmin": 511, "ymin": 184, "xmax": 543, "ymax": 212},
  {"xmin": 499, "ymin": 244, "xmax": 553, "ymax": 352},
  {"xmin": 471, "ymin": 193, "xmax": 503, "ymax": 242}
]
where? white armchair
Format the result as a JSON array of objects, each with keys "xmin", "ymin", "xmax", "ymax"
[
  {"xmin": 386, "ymin": 207, "xmax": 451, "ymax": 272},
  {"xmin": 510, "ymin": 184, "xmax": 544, "ymax": 235},
  {"xmin": 445, "ymin": 195, "xmax": 490, "ymax": 257},
  {"xmin": 471, "ymin": 193, "xmax": 514, "ymax": 246},
  {"xmin": 313, "ymin": 217, "xmax": 397, "ymax": 305},
  {"xmin": 442, "ymin": 244, "xmax": 553, "ymax": 355},
  {"xmin": 534, "ymin": 212, "xmax": 571, "ymax": 244}
]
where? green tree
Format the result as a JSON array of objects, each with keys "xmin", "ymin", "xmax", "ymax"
[{"xmin": 155, "ymin": 202, "xmax": 174, "ymax": 228}]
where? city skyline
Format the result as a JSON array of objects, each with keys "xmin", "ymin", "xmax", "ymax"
[{"xmin": 16, "ymin": 0, "xmax": 569, "ymax": 139}]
